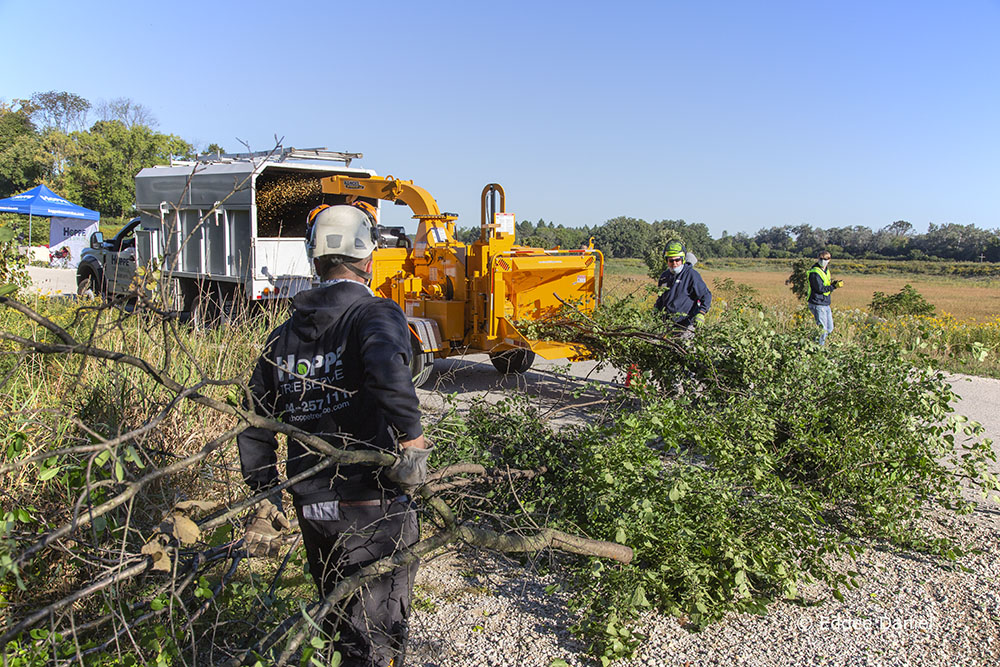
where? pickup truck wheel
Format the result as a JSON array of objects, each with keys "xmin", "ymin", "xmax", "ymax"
[
  {"xmin": 188, "ymin": 290, "xmax": 221, "ymax": 329},
  {"xmin": 409, "ymin": 338, "xmax": 435, "ymax": 387},
  {"xmin": 489, "ymin": 349, "xmax": 535, "ymax": 374},
  {"xmin": 77, "ymin": 269, "xmax": 101, "ymax": 299}
]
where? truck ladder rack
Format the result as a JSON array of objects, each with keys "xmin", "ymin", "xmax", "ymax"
[{"xmin": 186, "ymin": 147, "xmax": 363, "ymax": 166}]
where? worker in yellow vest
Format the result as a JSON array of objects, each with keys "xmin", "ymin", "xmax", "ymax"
[{"xmin": 807, "ymin": 250, "xmax": 843, "ymax": 345}]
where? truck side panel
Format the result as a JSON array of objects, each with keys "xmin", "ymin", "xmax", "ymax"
[{"xmin": 254, "ymin": 238, "xmax": 311, "ymax": 279}]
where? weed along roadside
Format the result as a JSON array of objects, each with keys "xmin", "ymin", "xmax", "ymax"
[{"xmin": 1, "ymin": 261, "xmax": 999, "ymax": 665}]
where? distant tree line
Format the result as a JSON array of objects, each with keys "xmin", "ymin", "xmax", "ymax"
[
  {"xmin": 701, "ymin": 219, "xmax": 1000, "ymax": 262},
  {"xmin": 4, "ymin": 91, "xmax": 997, "ymax": 262},
  {"xmin": 454, "ymin": 218, "xmax": 596, "ymax": 249},
  {"xmin": 457, "ymin": 216, "xmax": 1000, "ymax": 264}
]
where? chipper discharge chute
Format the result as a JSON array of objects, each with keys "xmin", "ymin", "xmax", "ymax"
[{"xmin": 318, "ymin": 176, "xmax": 603, "ymax": 385}]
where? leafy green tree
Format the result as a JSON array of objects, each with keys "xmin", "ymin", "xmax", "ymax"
[
  {"xmin": 515, "ymin": 218, "xmax": 535, "ymax": 242},
  {"xmin": 826, "ymin": 225, "xmax": 874, "ymax": 257},
  {"xmin": 716, "ymin": 239, "xmax": 736, "ymax": 257},
  {"xmin": 914, "ymin": 223, "xmax": 995, "ymax": 262},
  {"xmin": 727, "ymin": 232, "xmax": 754, "ymax": 257},
  {"xmin": 0, "ymin": 100, "xmax": 48, "ymax": 197},
  {"xmin": 791, "ymin": 224, "xmax": 827, "ymax": 254},
  {"xmin": 873, "ymin": 220, "xmax": 913, "ymax": 257},
  {"xmin": 651, "ymin": 219, "xmax": 716, "ymax": 257},
  {"xmin": 869, "ymin": 284, "xmax": 936, "ymax": 317},
  {"xmin": 455, "ymin": 225, "xmax": 480, "ymax": 243},
  {"xmin": 884, "ymin": 219, "xmax": 913, "ymax": 238},
  {"xmin": 29, "ymin": 91, "xmax": 91, "ymax": 133},
  {"xmin": 39, "ymin": 128, "xmax": 78, "ymax": 192},
  {"xmin": 454, "ymin": 226, "xmax": 480, "ymax": 244},
  {"xmin": 592, "ymin": 216, "xmax": 652, "ymax": 258},
  {"xmin": 985, "ymin": 234, "xmax": 1000, "ymax": 263},
  {"xmin": 63, "ymin": 120, "xmax": 193, "ymax": 217}
]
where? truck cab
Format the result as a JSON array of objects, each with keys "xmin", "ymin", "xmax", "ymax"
[{"xmin": 77, "ymin": 217, "xmax": 141, "ymax": 297}]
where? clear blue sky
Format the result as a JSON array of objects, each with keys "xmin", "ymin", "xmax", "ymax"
[{"xmin": 2, "ymin": 0, "xmax": 999, "ymax": 236}]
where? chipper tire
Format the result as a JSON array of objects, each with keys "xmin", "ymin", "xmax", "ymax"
[
  {"xmin": 489, "ymin": 349, "xmax": 535, "ymax": 375},
  {"xmin": 410, "ymin": 337, "xmax": 435, "ymax": 387}
]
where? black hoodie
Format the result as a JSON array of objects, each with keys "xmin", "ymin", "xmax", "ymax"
[{"xmin": 237, "ymin": 281, "xmax": 423, "ymax": 505}]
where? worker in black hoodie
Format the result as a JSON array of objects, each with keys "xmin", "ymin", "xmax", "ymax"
[{"xmin": 237, "ymin": 203, "xmax": 430, "ymax": 667}]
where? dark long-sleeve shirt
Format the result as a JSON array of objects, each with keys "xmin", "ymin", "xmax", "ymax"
[
  {"xmin": 237, "ymin": 281, "xmax": 423, "ymax": 505},
  {"xmin": 654, "ymin": 264, "xmax": 712, "ymax": 326}
]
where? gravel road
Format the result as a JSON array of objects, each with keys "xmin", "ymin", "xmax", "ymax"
[
  {"xmin": 408, "ymin": 357, "xmax": 1000, "ymax": 667},
  {"xmin": 950, "ymin": 374, "xmax": 1000, "ymax": 478},
  {"xmin": 25, "ymin": 266, "xmax": 77, "ymax": 295}
]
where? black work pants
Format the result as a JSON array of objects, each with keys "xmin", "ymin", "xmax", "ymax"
[{"xmin": 295, "ymin": 499, "xmax": 419, "ymax": 667}]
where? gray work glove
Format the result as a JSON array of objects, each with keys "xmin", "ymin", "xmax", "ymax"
[
  {"xmin": 244, "ymin": 497, "xmax": 291, "ymax": 558},
  {"xmin": 679, "ymin": 324, "xmax": 696, "ymax": 341},
  {"xmin": 386, "ymin": 444, "xmax": 434, "ymax": 495}
]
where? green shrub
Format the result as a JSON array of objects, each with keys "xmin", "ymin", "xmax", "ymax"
[
  {"xmin": 869, "ymin": 284, "xmax": 936, "ymax": 317},
  {"xmin": 0, "ymin": 226, "xmax": 30, "ymax": 294},
  {"xmin": 512, "ymin": 294, "xmax": 998, "ymax": 661},
  {"xmin": 784, "ymin": 258, "xmax": 811, "ymax": 300}
]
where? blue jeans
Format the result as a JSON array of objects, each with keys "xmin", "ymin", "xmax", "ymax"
[{"xmin": 808, "ymin": 304, "xmax": 834, "ymax": 345}]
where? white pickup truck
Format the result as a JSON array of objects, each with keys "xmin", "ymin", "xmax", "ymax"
[{"xmin": 76, "ymin": 217, "xmax": 141, "ymax": 298}]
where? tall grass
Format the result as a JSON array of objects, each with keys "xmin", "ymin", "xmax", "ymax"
[
  {"xmin": 836, "ymin": 310, "xmax": 1000, "ymax": 377},
  {"xmin": 0, "ymin": 294, "xmax": 291, "ymax": 629}
]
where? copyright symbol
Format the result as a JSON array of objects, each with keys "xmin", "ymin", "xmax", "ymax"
[{"xmin": 797, "ymin": 615, "xmax": 812, "ymax": 632}]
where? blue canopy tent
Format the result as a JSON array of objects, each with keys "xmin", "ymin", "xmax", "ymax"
[{"xmin": 0, "ymin": 184, "xmax": 100, "ymax": 245}]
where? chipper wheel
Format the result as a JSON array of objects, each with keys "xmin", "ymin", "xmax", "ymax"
[
  {"xmin": 409, "ymin": 337, "xmax": 435, "ymax": 387},
  {"xmin": 489, "ymin": 348, "xmax": 536, "ymax": 375}
]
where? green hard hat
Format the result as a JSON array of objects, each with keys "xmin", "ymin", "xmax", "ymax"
[{"xmin": 664, "ymin": 241, "xmax": 685, "ymax": 259}]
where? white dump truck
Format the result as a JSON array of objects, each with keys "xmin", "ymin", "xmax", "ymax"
[{"xmin": 78, "ymin": 148, "xmax": 381, "ymax": 323}]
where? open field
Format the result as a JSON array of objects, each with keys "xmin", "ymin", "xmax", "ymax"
[
  {"xmin": 701, "ymin": 269, "xmax": 1000, "ymax": 322},
  {"xmin": 602, "ymin": 257, "xmax": 1000, "ymax": 377},
  {"xmin": 603, "ymin": 258, "xmax": 1000, "ymax": 322}
]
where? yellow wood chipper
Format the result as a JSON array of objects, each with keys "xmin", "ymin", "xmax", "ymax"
[{"xmin": 319, "ymin": 174, "xmax": 604, "ymax": 385}]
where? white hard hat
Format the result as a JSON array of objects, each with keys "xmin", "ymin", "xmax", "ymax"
[{"xmin": 306, "ymin": 204, "xmax": 378, "ymax": 260}]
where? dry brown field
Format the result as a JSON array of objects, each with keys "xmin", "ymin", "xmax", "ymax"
[{"xmin": 603, "ymin": 262, "xmax": 1000, "ymax": 322}]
